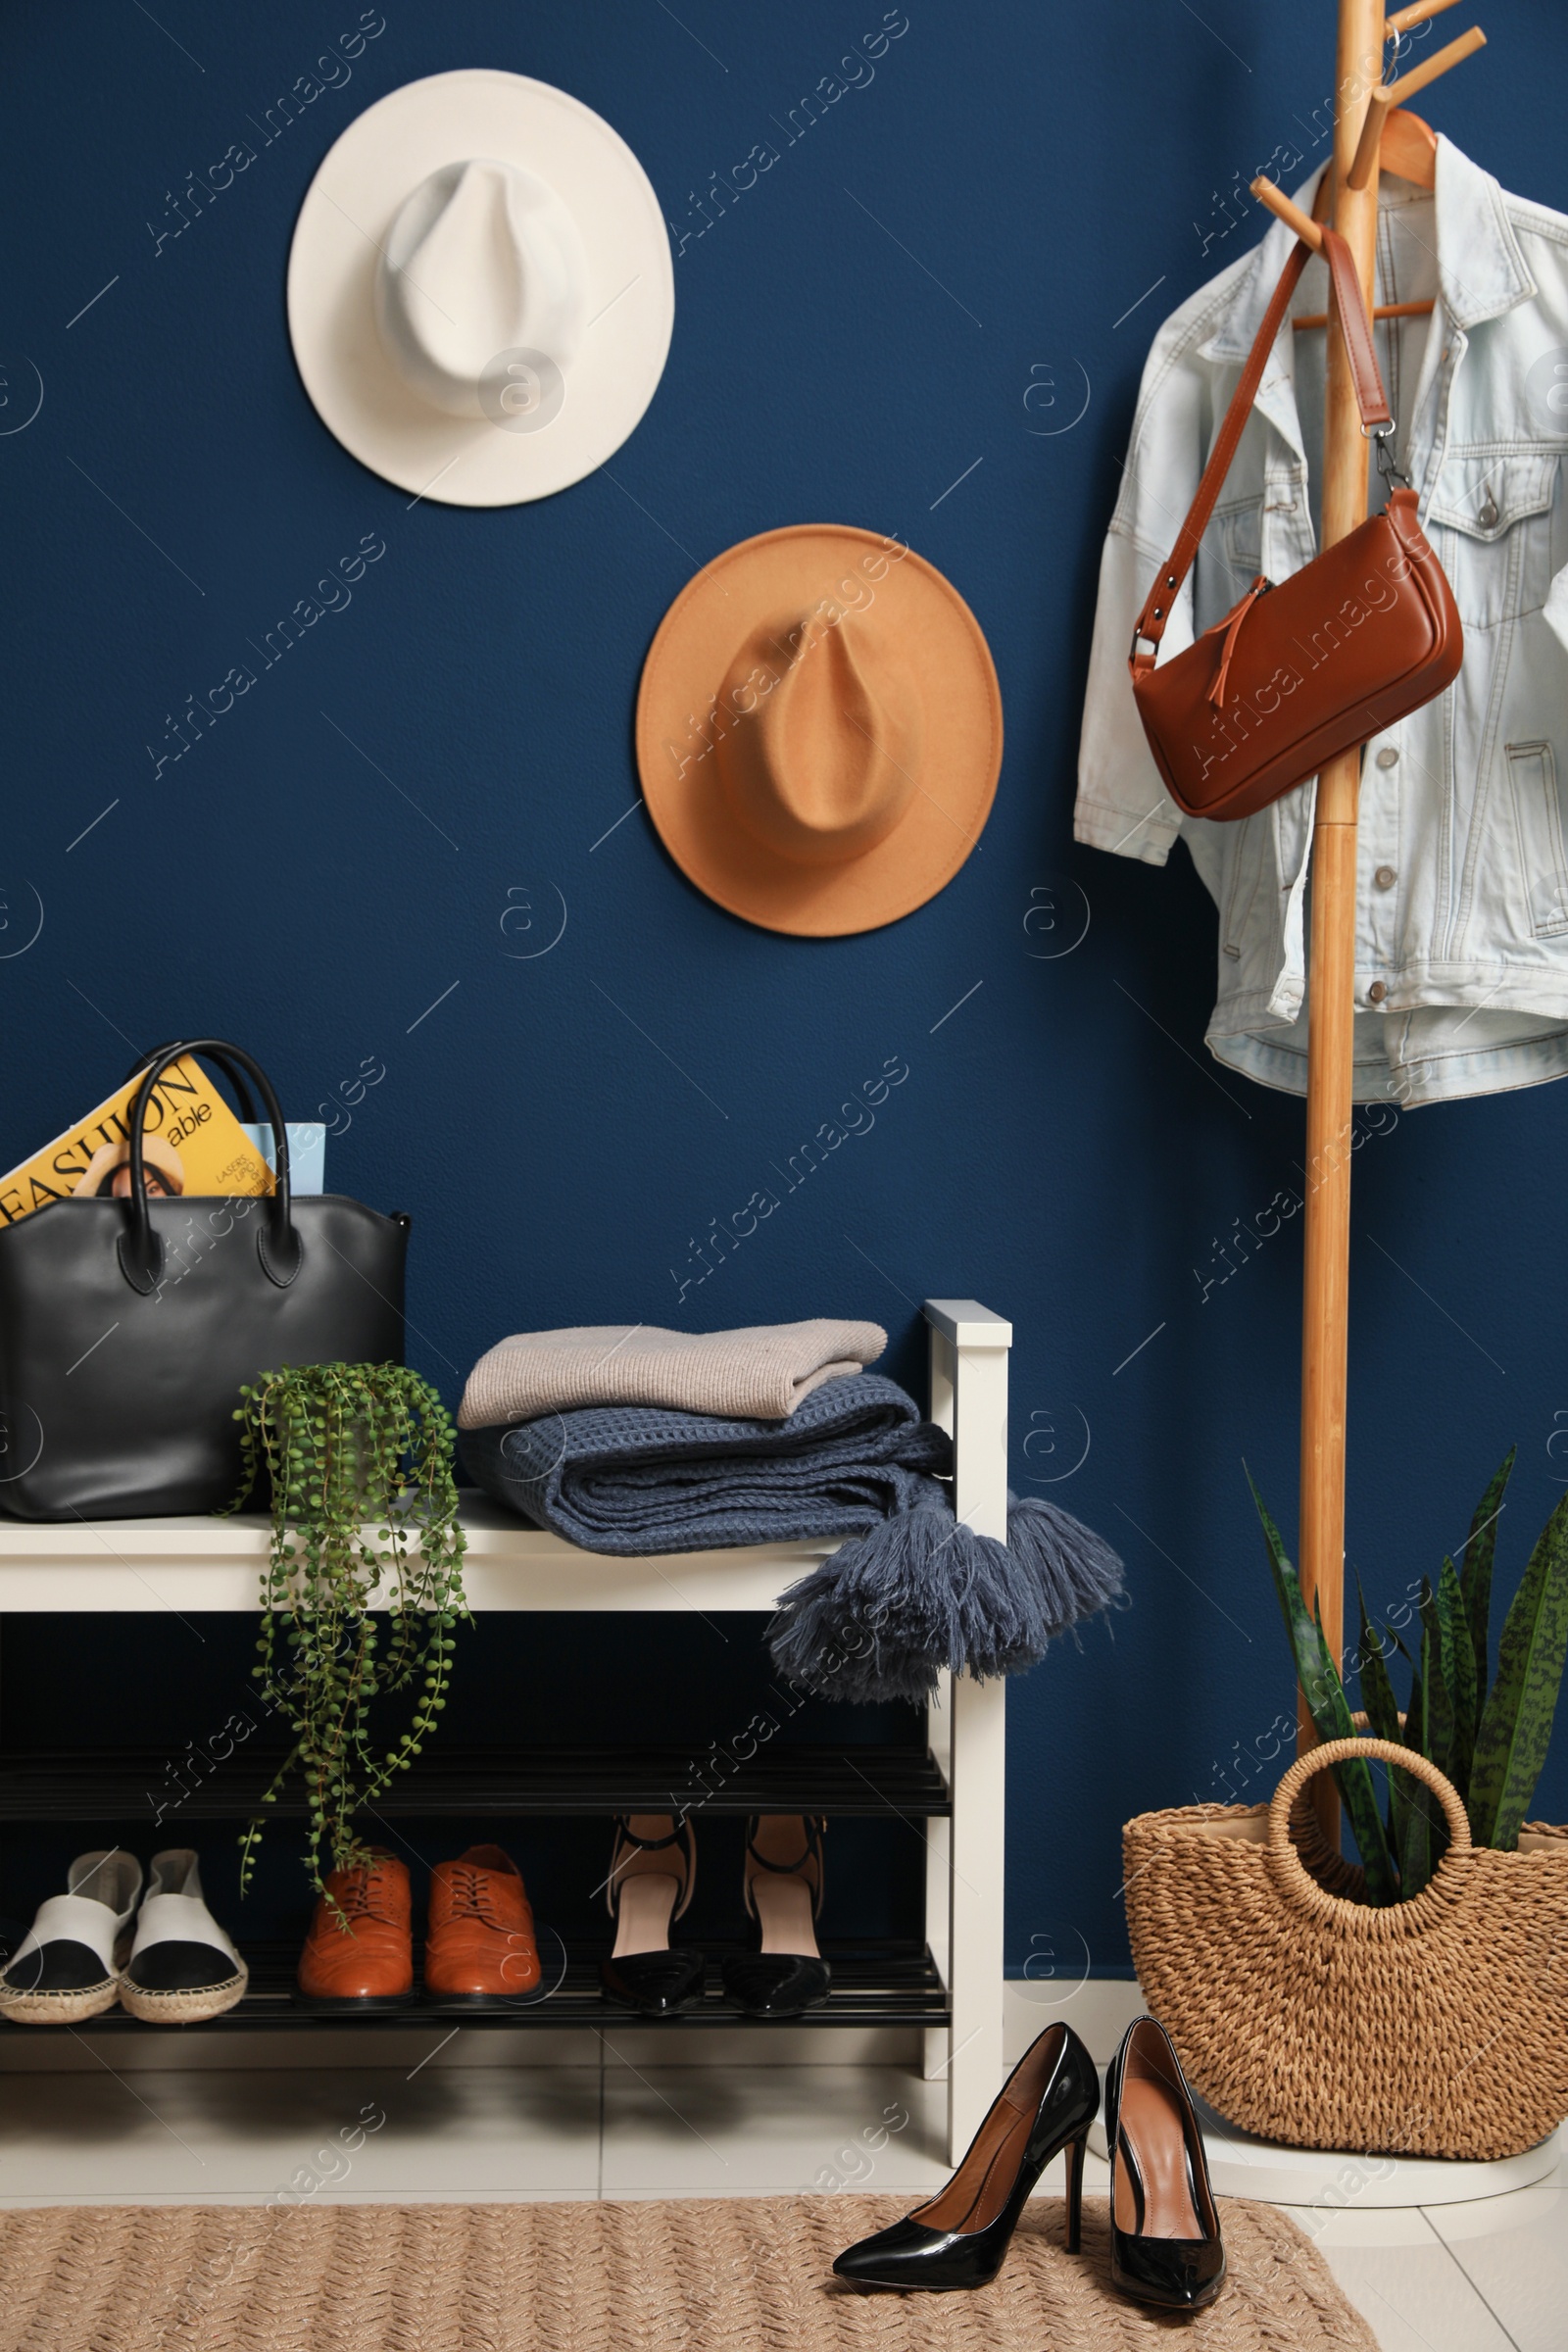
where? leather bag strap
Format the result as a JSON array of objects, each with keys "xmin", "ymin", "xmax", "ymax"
[
  {"xmin": 1131, "ymin": 227, "xmax": 1394, "ymax": 666},
  {"xmin": 128, "ymin": 1041, "xmax": 260, "ymax": 1127},
  {"xmin": 117, "ymin": 1039, "xmax": 301, "ymax": 1296}
]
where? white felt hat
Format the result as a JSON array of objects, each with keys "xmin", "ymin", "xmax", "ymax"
[{"xmin": 287, "ymin": 70, "xmax": 674, "ymax": 507}]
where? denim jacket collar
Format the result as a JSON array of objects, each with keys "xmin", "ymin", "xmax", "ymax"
[
  {"xmin": 1432, "ymin": 136, "xmax": 1536, "ymax": 325},
  {"xmin": 1198, "ymin": 139, "xmax": 1535, "ymax": 367}
]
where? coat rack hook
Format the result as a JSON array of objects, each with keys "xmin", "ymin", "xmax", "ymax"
[
  {"xmin": 1348, "ymin": 25, "xmax": 1488, "ymax": 190},
  {"xmin": 1385, "ymin": 0, "xmax": 1465, "ymax": 32},
  {"xmin": 1250, "ymin": 176, "xmax": 1325, "ymax": 252}
]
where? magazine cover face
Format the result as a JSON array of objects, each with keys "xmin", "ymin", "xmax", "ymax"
[{"xmin": 0, "ymin": 1055, "xmax": 272, "ymax": 1227}]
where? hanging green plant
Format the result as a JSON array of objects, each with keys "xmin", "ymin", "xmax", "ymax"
[
  {"xmin": 1250, "ymin": 1449, "xmax": 1568, "ymax": 1903},
  {"xmin": 220, "ymin": 1361, "xmax": 467, "ymax": 1896}
]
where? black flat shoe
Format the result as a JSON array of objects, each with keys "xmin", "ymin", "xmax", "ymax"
[
  {"xmin": 599, "ymin": 1814, "xmax": 705, "ymax": 2018},
  {"xmin": 832, "ymin": 2020, "xmax": 1099, "ymax": 2291},
  {"xmin": 600, "ymin": 1945, "xmax": 706, "ymax": 2014},
  {"xmin": 1106, "ymin": 2015, "xmax": 1226, "ymax": 2312},
  {"xmin": 722, "ymin": 1948, "xmax": 830, "ymax": 2016},
  {"xmin": 722, "ymin": 1815, "xmax": 830, "ymax": 2019}
]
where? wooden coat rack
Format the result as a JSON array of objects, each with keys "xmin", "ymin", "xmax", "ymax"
[{"xmin": 1247, "ymin": 0, "xmax": 1486, "ymax": 1826}]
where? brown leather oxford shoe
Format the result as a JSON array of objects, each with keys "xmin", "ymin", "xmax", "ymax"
[
  {"xmin": 296, "ymin": 1850, "xmax": 415, "ymax": 2012},
  {"xmin": 423, "ymin": 1844, "xmax": 542, "ymax": 2007}
]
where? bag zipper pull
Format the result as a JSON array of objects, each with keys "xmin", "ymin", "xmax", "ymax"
[{"xmin": 1208, "ymin": 575, "xmax": 1273, "ymax": 709}]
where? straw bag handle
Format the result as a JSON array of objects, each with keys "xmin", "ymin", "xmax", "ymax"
[{"xmin": 1268, "ymin": 1738, "xmax": 1471, "ymax": 1913}]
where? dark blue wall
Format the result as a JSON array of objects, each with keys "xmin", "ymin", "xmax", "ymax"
[{"xmin": 3, "ymin": 1, "xmax": 1566, "ymax": 1973}]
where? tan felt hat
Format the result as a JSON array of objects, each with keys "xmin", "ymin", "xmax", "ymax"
[{"xmin": 635, "ymin": 525, "xmax": 1002, "ymax": 937}]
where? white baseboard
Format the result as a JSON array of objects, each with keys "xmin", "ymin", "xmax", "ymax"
[{"xmin": 1004, "ymin": 1977, "xmax": 1144, "ymax": 2067}]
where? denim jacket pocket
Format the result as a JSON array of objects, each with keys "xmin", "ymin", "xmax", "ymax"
[
  {"xmin": 1428, "ymin": 451, "xmax": 1559, "ymax": 626},
  {"xmin": 1504, "ymin": 740, "xmax": 1568, "ymax": 938}
]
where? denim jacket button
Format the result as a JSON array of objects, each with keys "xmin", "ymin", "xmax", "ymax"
[
  {"xmin": 1375, "ymin": 747, "xmax": 1399, "ymax": 768},
  {"xmin": 1375, "ymin": 865, "xmax": 1396, "ymax": 890},
  {"xmin": 1368, "ymin": 980, "xmax": 1389, "ymax": 1004}
]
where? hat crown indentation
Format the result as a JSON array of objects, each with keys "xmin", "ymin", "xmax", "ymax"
[
  {"xmin": 374, "ymin": 158, "xmax": 587, "ymax": 421},
  {"xmin": 716, "ymin": 610, "xmax": 918, "ymax": 869}
]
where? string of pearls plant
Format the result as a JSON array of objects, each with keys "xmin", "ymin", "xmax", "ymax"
[{"xmin": 222, "ymin": 1361, "xmax": 467, "ymax": 1897}]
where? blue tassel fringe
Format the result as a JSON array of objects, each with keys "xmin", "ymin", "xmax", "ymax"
[{"xmin": 767, "ymin": 1490, "xmax": 1126, "ymax": 1704}]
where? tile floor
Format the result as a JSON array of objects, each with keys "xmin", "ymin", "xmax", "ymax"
[{"xmin": 0, "ymin": 2049, "xmax": 1559, "ymax": 2349}]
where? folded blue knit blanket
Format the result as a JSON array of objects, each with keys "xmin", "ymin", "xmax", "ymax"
[
  {"xmin": 461, "ymin": 1369, "xmax": 1125, "ymax": 1702},
  {"xmin": 459, "ymin": 1372, "xmax": 952, "ymax": 1555}
]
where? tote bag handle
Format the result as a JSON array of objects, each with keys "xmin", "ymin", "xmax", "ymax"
[
  {"xmin": 128, "ymin": 1040, "xmax": 261, "ymax": 1127},
  {"xmin": 117, "ymin": 1039, "xmax": 300, "ymax": 1295}
]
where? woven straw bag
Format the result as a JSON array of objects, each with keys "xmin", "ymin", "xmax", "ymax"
[{"xmin": 1123, "ymin": 1737, "xmax": 1568, "ymax": 2160}]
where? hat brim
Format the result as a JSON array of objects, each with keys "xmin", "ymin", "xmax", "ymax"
[
  {"xmin": 636, "ymin": 525, "xmax": 1003, "ymax": 937},
  {"xmin": 287, "ymin": 70, "xmax": 674, "ymax": 507}
]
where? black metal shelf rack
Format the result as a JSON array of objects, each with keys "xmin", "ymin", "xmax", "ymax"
[
  {"xmin": 0, "ymin": 1742, "xmax": 950, "ymax": 1824},
  {"xmin": 0, "ymin": 1939, "xmax": 948, "ymax": 2034},
  {"xmin": 0, "ymin": 1743, "xmax": 951, "ymax": 2033}
]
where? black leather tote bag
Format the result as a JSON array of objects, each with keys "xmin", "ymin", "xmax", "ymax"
[{"xmin": 0, "ymin": 1041, "xmax": 408, "ymax": 1521}]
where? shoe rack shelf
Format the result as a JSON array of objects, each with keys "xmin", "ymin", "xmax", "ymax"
[
  {"xmin": 2, "ymin": 1940, "xmax": 951, "ymax": 2034},
  {"xmin": 0, "ymin": 1744, "xmax": 953, "ymax": 1821},
  {"xmin": 0, "ymin": 1299, "xmax": 1010, "ymax": 2164}
]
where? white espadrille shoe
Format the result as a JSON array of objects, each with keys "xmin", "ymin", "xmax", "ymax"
[
  {"xmin": 118, "ymin": 1849, "xmax": 249, "ymax": 2024},
  {"xmin": 0, "ymin": 1849, "xmax": 143, "ymax": 2023}
]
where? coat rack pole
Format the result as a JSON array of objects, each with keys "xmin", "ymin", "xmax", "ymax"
[{"xmin": 1298, "ymin": 0, "xmax": 1386, "ymax": 1825}]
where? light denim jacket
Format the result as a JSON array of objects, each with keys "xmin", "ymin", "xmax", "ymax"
[{"xmin": 1075, "ymin": 139, "xmax": 1568, "ymax": 1104}]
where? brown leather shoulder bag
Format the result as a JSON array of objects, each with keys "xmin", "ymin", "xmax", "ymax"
[{"xmin": 1128, "ymin": 228, "xmax": 1462, "ymax": 824}]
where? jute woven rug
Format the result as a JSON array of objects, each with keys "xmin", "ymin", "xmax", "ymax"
[{"xmin": 0, "ymin": 2196, "xmax": 1376, "ymax": 2350}]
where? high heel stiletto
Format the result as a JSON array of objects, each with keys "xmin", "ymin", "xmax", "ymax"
[
  {"xmin": 832, "ymin": 2021, "xmax": 1099, "ymax": 2291},
  {"xmin": 722, "ymin": 1814, "xmax": 831, "ymax": 2018},
  {"xmin": 1105, "ymin": 2015, "xmax": 1226, "ymax": 2311},
  {"xmin": 600, "ymin": 1814, "xmax": 704, "ymax": 2017}
]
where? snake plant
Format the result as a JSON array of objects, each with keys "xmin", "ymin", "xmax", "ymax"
[
  {"xmin": 221, "ymin": 1361, "xmax": 467, "ymax": 1896},
  {"xmin": 1249, "ymin": 1450, "xmax": 1568, "ymax": 1903}
]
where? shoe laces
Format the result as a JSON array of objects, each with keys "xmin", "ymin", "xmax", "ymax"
[
  {"xmin": 445, "ymin": 1864, "xmax": 511, "ymax": 1931},
  {"xmin": 332, "ymin": 1867, "xmax": 400, "ymax": 1928}
]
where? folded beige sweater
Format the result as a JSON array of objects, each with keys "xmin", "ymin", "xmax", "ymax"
[{"xmin": 458, "ymin": 1318, "xmax": 888, "ymax": 1429}]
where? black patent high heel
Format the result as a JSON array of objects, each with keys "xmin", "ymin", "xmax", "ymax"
[
  {"xmin": 1105, "ymin": 2016, "xmax": 1226, "ymax": 2311},
  {"xmin": 600, "ymin": 1814, "xmax": 704, "ymax": 2017},
  {"xmin": 722, "ymin": 1814, "xmax": 831, "ymax": 2018},
  {"xmin": 832, "ymin": 2021, "xmax": 1100, "ymax": 2292}
]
